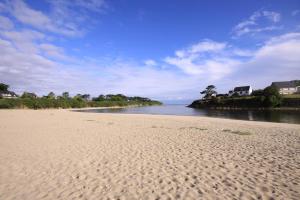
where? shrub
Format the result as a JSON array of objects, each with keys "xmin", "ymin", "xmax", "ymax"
[
  {"xmin": 0, "ymin": 94, "xmax": 161, "ymax": 109},
  {"xmin": 252, "ymin": 89, "xmax": 264, "ymax": 96},
  {"xmin": 262, "ymin": 86, "xmax": 281, "ymax": 107},
  {"xmin": 263, "ymin": 95, "xmax": 281, "ymax": 107},
  {"xmin": 21, "ymin": 92, "xmax": 37, "ymax": 99}
]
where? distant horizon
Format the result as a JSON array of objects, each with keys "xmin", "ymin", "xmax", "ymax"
[{"xmin": 0, "ymin": 0, "xmax": 299, "ymax": 101}]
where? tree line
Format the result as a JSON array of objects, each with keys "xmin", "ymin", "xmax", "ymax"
[{"xmin": 0, "ymin": 83, "xmax": 162, "ymax": 109}]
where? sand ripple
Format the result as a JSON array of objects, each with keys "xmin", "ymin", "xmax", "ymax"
[{"xmin": 0, "ymin": 110, "xmax": 299, "ymax": 199}]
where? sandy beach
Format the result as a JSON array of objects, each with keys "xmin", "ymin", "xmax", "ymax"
[{"xmin": 0, "ymin": 110, "xmax": 299, "ymax": 200}]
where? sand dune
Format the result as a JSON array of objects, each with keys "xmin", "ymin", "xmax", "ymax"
[{"xmin": 0, "ymin": 109, "xmax": 299, "ymax": 200}]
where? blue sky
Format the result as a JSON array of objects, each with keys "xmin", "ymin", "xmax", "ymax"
[{"xmin": 0, "ymin": 0, "xmax": 300, "ymax": 102}]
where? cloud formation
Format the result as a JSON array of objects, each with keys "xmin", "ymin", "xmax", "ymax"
[
  {"xmin": 164, "ymin": 33, "xmax": 300, "ymax": 94},
  {"xmin": 3, "ymin": 26, "xmax": 299, "ymax": 100},
  {"xmin": 144, "ymin": 59, "xmax": 157, "ymax": 66},
  {"xmin": 164, "ymin": 40, "xmax": 240, "ymax": 79},
  {"xmin": 0, "ymin": 15, "xmax": 14, "ymax": 29},
  {"xmin": 233, "ymin": 10, "xmax": 282, "ymax": 37},
  {"xmin": 0, "ymin": 2, "xmax": 299, "ymax": 101},
  {"xmin": 1, "ymin": 0, "xmax": 107, "ymax": 36}
]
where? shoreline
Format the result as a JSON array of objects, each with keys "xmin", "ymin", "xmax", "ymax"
[
  {"xmin": 73, "ymin": 106, "xmax": 300, "ymax": 125},
  {"xmin": 189, "ymin": 106, "xmax": 300, "ymax": 111},
  {"xmin": 0, "ymin": 108, "xmax": 295, "ymax": 124},
  {"xmin": 73, "ymin": 109, "xmax": 300, "ymax": 125},
  {"xmin": 69, "ymin": 104, "xmax": 159, "ymax": 111},
  {"xmin": 0, "ymin": 103, "xmax": 162, "ymax": 111},
  {"xmin": 2, "ymin": 105, "xmax": 300, "ymax": 124}
]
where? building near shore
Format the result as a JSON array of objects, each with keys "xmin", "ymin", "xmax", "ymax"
[
  {"xmin": 271, "ymin": 80, "xmax": 300, "ymax": 95},
  {"xmin": 228, "ymin": 86, "xmax": 252, "ymax": 96},
  {"xmin": 0, "ymin": 91, "xmax": 18, "ymax": 99}
]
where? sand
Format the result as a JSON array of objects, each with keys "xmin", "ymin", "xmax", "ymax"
[{"xmin": 0, "ymin": 109, "xmax": 299, "ymax": 200}]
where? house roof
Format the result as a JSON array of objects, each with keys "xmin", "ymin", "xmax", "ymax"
[
  {"xmin": 0, "ymin": 91, "xmax": 17, "ymax": 96},
  {"xmin": 271, "ymin": 81, "xmax": 297, "ymax": 88},
  {"xmin": 234, "ymin": 86, "xmax": 250, "ymax": 92}
]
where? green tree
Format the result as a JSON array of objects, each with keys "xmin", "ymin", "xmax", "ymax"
[
  {"xmin": 200, "ymin": 85, "xmax": 217, "ymax": 99},
  {"xmin": 251, "ymin": 89, "xmax": 264, "ymax": 96},
  {"xmin": 0, "ymin": 83, "xmax": 9, "ymax": 92},
  {"xmin": 263, "ymin": 86, "xmax": 280, "ymax": 97},
  {"xmin": 106, "ymin": 94, "xmax": 127, "ymax": 101},
  {"xmin": 21, "ymin": 92, "xmax": 37, "ymax": 99},
  {"xmin": 293, "ymin": 80, "xmax": 300, "ymax": 86},
  {"xmin": 231, "ymin": 92, "xmax": 240, "ymax": 98},
  {"xmin": 74, "ymin": 94, "xmax": 83, "ymax": 99},
  {"xmin": 47, "ymin": 92, "xmax": 56, "ymax": 99},
  {"xmin": 93, "ymin": 94, "xmax": 105, "ymax": 101},
  {"xmin": 62, "ymin": 92, "xmax": 70, "ymax": 99},
  {"xmin": 263, "ymin": 86, "xmax": 281, "ymax": 107},
  {"xmin": 81, "ymin": 94, "xmax": 90, "ymax": 101}
]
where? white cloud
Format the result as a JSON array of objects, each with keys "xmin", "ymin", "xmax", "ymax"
[
  {"xmin": 39, "ymin": 43, "xmax": 71, "ymax": 61},
  {"xmin": 7, "ymin": 0, "xmax": 81, "ymax": 36},
  {"xmin": 164, "ymin": 40, "xmax": 238, "ymax": 78},
  {"xmin": 47, "ymin": 0, "xmax": 108, "ymax": 32},
  {"xmin": 236, "ymin": 25, "xmax": 282, "ymax": 36},
  {"xmin": 165, "ymin": 55, "xmax": 205, "ymax": 75},
  {"xmin": 265, "ymin": 32, "xmax": 300, "ymax": 44},
  {"xmin": 262, "ymin": 11, "xmax": 281, "ymax": 22},
  {"xmin": 165, "ymin": 33, "xmax": 300, "ymax": 94},
  {"xmin": 255, "ymin": 33, "xmax": 300, "ymax": 62},
  {"xmin": 0, "ymin": 5, "xmax": 299, "ymax": 101},
  {"xmin": 230, "ymin": 33, "xmax": 300, "ymax": 88},
  {"xmin": 0, "ymin": 15, "xmax": 14, "ymax": 29},
  {"xmin": 144, "ymin": 59, "xmax": 157, "ymax": 66},
  {"xmin": 2, "ymin": 0, "xmax": 107, "ymax": 36},
  {"xmin": 0, "ymin": 35, "xmax": 198, "ymax": 99},
  {"xmin": 0, "ymin": 15, "xmax": 196, "ymax": 99},
  {"xmin": 49, "ymin": 0, "xmax": 107, "ymax": 13},
  {"xmin": 232, "ymin": 48, "xmax": 255, "ymax": 57},
  {"xmin": 1, "ymin": 31, "xmax": 300, "ymax": 100},
  {"xmin": 0, "ymin": 29, "xmax": 45, "ymax": 53},
  {"xmin": 233, "ymin": 20, "xmax": 256, "ymax": 31},
  {"xmin": 233, "ymin": 10, "xmax": 281, "ymax": 37},
  {"xmin": 189, "ymin": 40, "xmax": 226, "ymax": 53}
]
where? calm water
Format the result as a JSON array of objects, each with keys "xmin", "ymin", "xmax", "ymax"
[{"xmin": 77, "ymin": 105, "xmax": 300, "ymax": 124}]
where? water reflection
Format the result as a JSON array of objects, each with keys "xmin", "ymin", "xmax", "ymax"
[{"xmin": 76, "ymin": 105, "xmax": 300, "ymax": 124}]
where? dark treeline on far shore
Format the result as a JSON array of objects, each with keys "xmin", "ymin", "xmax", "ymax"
[
  {"xmin": 189, "ymin": 84, "xmax": 300, "ymax": 109},
  {"xmin": 0, "ymin": 83, "xmax": 162, "ymax": 109}
]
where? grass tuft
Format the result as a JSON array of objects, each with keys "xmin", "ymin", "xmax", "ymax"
[
  {"xmin": 179, "ymin": 127, "xmax": 208, "ymax": 131},
  {"xmin": 222, "ymin": 129, "xmax": 231, "ymax": 132},
  {"xmin": 222, "ymin": 129, "xmax": 251, "ymax": 135}
]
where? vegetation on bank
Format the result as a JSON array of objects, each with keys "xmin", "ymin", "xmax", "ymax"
[
  {"xmin": 0, "ymin": 83, "xmax": 162, "ymax": 109},
  {"xmin": 189, "ymin": 85, "xmax": 300, "ymax": 109}
]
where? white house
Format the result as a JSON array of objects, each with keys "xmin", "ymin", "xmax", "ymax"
[
  {"xmin": 271, "ymin": 80, "xmax": 300, "ymax": 95},
  {"xmin": 0, "ymin": 91, "xmax": 18, "ymax": 99},
  {"xmin": 228, "ymin": 86, "xmax": 252, "ymax": 96}
]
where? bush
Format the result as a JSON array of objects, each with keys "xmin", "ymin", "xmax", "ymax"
[
  {"xmin": 0, "ymin": 95, "xmax": 162, "ymax": 109},
  {"xmin": 263, "ymin": 95, "xmax": 281, "ymax": 107},
  {"xmin": 0, "ymin": 99, "xmax": 13, "ymax": 108},
  {"xmin": 252, "ymin": 89, "xmax": 264, "ymax": 96},
  {"xmin": 0, "ymin": 99, "xmax": 22, "ymax": 109},
  {"xmin": 262, "ymin": 86, "xmax": 281, "ymax": 107},
  {"xmin": 263, "ymin": 86, "xmax": 280, "ymax": 97},
  {"xmin": 281, "ymin": 97, "xmax": 300, "ymax": 107},
  {"xmin": 21, "ymin": 92, "xmax": 37, "ymax": 99},
  {"xmin": 231, "ymin": 92, "xmax": 240, "ymax": 98}
]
